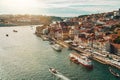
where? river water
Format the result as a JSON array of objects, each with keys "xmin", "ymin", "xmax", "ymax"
[{"xmin": 0, "ymin": 26, "xmax": 120, "ymax": 80}]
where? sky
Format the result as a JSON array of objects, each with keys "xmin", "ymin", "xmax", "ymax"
[{"xmin": 0, "ymin": 0, "xmax": 120, "ymax": 17}]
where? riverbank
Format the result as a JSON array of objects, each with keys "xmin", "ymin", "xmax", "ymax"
[
  {"xmin": 37, "ymin": 33, "xmax": 120, "ymax": 70},
  {"xmin": 0, "ymin": 24, "xmax": 42, "ymax": 27},
  {"xmin": 62, "ymin": 40, "xmax": 120, "ymax": 70},
  {"xmin": 1, "ymin": 26, "xmax": 120, "ymax": 80}
]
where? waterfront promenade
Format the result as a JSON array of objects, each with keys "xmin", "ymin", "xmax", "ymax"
[{"xmin": 45, "ymin": 36, "xmax": 120, "ymax": 70}]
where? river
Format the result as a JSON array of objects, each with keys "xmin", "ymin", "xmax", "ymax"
[{"xmin": 0, "ymin": 26, "xmax": 119, "ymax": 80}]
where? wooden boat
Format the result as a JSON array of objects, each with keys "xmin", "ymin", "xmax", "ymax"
[{"xmin": 109, "ymin": 67, "xmax": 120, "ymax": 77}]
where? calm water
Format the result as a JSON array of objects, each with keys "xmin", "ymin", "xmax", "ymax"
[{"xmin": 0, "ymin": 26, "xmax": 120, "ymax": 80}]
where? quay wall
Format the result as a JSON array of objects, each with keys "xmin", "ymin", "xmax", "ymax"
[{"xmin": 35, "ymin": 27, "xmax": 120, "ymax": 70}]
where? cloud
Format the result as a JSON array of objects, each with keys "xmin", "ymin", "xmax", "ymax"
[
  {"xmin": 41, "ymin": 0, "xmax": 120, "ymax": 6},
  {"xmin": 41, "ymin": 0, "xmax": 120, "ymax": 16},
  {"xmin": 0, "ymin": 0, "xmax": 120, "ymax": 17},
  {"xmin": 41, "ymin": 0, "xmax": 120, "ymax": 12}
]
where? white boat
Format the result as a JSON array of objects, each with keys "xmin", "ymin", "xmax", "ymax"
[
  {"xmin": 49, "ymin": 67, "xmax": 58, "ymax": 75},
  {"xmin": 71, "ymin": 43, "xmax": 78, "ymax": 47},
  {"xmin": 109, "ymin": 67, "xmax": 120, "ymax": 77},
  {"xmin": 69, "ymin": 53, "xmax": 93, "ymax": 68},
  {"xmin": 13, "ymin": 30, "xmax": 18, "ymax": 32},
  {"xmin": 51, "ymin": 44, "xmax": 62, "ymax": 52},
  {"xmin": 49, "ymin": 68, "xmax": 70, "ymax": 80},
  {"xmin": 41, "ymin": 35, "xmax": 49, "ymax": 41}
]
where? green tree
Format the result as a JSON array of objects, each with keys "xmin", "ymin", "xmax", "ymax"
[{"xmin": 114, "ymin": 36, "xmax": 120, "ymax": 44}]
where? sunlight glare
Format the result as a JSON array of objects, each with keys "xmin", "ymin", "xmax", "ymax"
[{"xmin": 2, "ymin": 0, "xmax": 46, "ymax": 9}]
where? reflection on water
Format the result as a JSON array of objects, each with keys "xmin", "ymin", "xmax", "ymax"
[{"xmin": 0, "ymin": 26, "xmax": 119, "ymax": 80}]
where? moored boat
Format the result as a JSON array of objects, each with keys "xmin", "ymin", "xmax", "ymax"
[
  {"xmin": 70, "ymin": 57, "xmax": 79, "ymax": 64},
  {"xmin": 41, "ymin": 35, "xmax": 49, "ymax": 41},
  {"xmin": 49, "ymin": 41, "xmax": 55, "ymax": 45},
  {"xmin": 69, "ymin": 53, "xmax": 93, "ymax": 68},
  {"xmin": 71, "ymin": 43, "xmax": 78, "ymax": 47},
  {"xmin": 51, "ymin": 44, "xmax": 62, "ymax": 52},
  {"xmin": 109, "ymin": 67, "xmax": 120, "ymax": 77}
]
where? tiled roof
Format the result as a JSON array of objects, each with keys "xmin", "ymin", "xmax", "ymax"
[{"xmin": 112, "ymin": 43, "xmax": 120, "ymax": 49}]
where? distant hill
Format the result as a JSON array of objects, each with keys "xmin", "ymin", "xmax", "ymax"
[
  {"xmin": 0, "ymin": 15, "xmax": 63, "ymax": 26},
  {"xmin": 78, "ymin": 15, "xmax": 89, "ymax": 18},
  {"xmin": 0, "ymin": 24, "xmax": 17, "ymax": 27},
  {"xmin": 39, "ymin": 16, "xmax": 63, "ymax": 25}
]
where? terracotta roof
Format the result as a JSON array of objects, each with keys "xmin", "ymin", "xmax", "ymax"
[
  {"xmin": 110, "ymin": 34, "xmax": 119, "ymax": 41},
  {"xmin": 112, "ymin": 43, "xmax": 120, "ymax": 49}
]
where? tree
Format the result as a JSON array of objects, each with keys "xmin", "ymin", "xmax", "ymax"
[{"xmin": 114, "ymin": 36, "xmax": 120, "ymax": 44}]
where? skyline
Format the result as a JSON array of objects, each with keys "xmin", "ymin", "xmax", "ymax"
[{"xmin": 0, "ymin": 0, "xmax": 120, "ymax": 17}]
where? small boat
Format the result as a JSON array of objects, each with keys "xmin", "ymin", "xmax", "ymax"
[
  {"xmin": 41, "ymin": 35, "xmax": 49, "ymax": 41},
  {"xmin": 49, "ymin": 67, "xmax": 58, "ymax": 74},
  {"xmin": 13, "ymin": 30, "xmax": 18, "ymax": 32},
  {"xmin": 71, "ymin": 43, "xmax": 78, "ymax": 47},
  {"xmin": 49, "ymin": 67, "xmax": 71, "ymax": 80},
  {"xmin": 51, "ymin": 44, "xmax": 62, "ymax": 52},
  {"xmin": 109, "ymin": 67, "xmax": 120, "ymax": 77},
  {"xmin": 6, "ymin": 34, "xmax": 9, "ymax": 37},
  {"xmin": 69, "ymin": 53, "xmax": 93, "ymax": 69},
  {"xmin": 49, "ymin": 41, "xmax": 55, "ymax": 45}
]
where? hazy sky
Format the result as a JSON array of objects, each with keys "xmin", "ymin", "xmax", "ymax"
[{"xmin": 0, "ymin": 0, "xmax": 120, "ymax": 17}]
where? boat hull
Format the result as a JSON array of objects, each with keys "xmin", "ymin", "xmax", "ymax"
[
  {"xmin": 70, "ymin": 57, "xmax": 93, "ymax": 68},
  {"xmin": 49, "ymin": 69, "xmax": 54, "ymax": 74},
  {"xmin": 69, "ymin": 53, "xmax": 93, "ymax": 69},
  {"xmin": 70, "ymin": 57, "xmax": 79, "ymax": 64},
  {"xmin": 49, "ymin": 69, "xmax": 58, "ymax": 75},
  {"xmin": 51, "ymin": 44, "xmax": 62, "ymax": 52},
  {"xmin": 52, "ymin": 47, "xmax": 61, "ymax": 52},
  {"xmin": 109, "ymin": 67, "xmax": 120, "ymax": 77}
]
